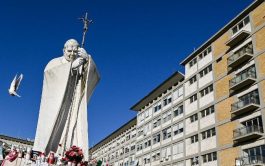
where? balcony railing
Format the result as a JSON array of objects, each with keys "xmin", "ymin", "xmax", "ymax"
[
  {"xmin": 233, "ymin": 125, "xmax": 263, "ymax": 139},
  {"xmin": 231, "ymin": 95, "xmax": 260, "ymax": 114},
  {"xmin": 226, "ymin": 30, "xmax": 250, "ymax": 47},
  {"xmin": 236, "ymin": 155, "xmax": 265, "ymax": 166},
  {"xmin": 228, "ymin": 44, "xmax": 253, "ymax": 68},
  {"xmin": 229, "ymin": 69, "xmax": 256, "ymax": 91}
]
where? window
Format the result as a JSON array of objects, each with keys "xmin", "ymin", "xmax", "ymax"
[
  {"xmin": 143, "ymin": 155, "xmax": 151, "ymax": 164},
  {"xmin": 173, "ymin": 122, "xmax": 184, "ymax": 136},
  {"xmin": 202, "ymin": 152, "xmax": 217, "ymax": 163},
  {"xmin": 153, "ymin": 132, "xmax": 161, "ymax": 144},
  {"xmin": 153, "ymin": 118, "xmax": 161, "ymax": 128},
  {"xmin": 242, "ymin": 116, "xmax": 262, "ymax": 128},
  {"xmin": 138, "ymin": 127, "xmax": 144, "ymax": 136},
  {"xmin": 199, "ymin": 65, "xmax": 212, "ymax": 78},
  {"xmin": 144, "ymin": 138, "xmax": 151, "ymax": 148},
  {"xmin": 190, "ymin": 114, "xmax": 198, "ymax": 123},
  {"xmin": 131, "ymin": 129, "xmax": 137, "ymax": 138},
  {"xmin": 131, "ymin": 145, "xmax": 135, "ymax": 151},
  {"xmin": 191, "ymin": 135, "xmax": 198, "ymax": 144},
  {"xmin": 154, "ymin": 102, "xmax": 162, "ymax": 112},
  {"xmin": 145, "ymin": 108, "xmax": 152, "ymax": 118},
  {"xmin": 199, "ymin": 46, "xmax": 212, "ymax": 60},
  {"xmin": 163, "ymin": 95, "xmax": 172, "ymax": 106},
  {"xmin": 191, "ymin": 156, "xmax": 199, "ymax": 166},
  {"xmin": 172, "ymin": 142, "xmax": 184, "ymax": 155},
  {"xmin": 163, "ymin": 111, "xmax": 172, "ymax": 123},
  {"xmin": 201, "ymin": 128, "xmax": 216, "ymax": 140},
  {"xmin": 201, "ymin": 106, "xmax": 214, "ymax": 118},
  {"xmin": 154, "ymin": 103, "xmax": 162, "ymax": 113},
  {"xmin": 143, "ymin": 123, "xmax": 151, "ymax": 135},
  {"xmin": 178, "ymin": 87, "xmax": 183, "ymax": 96},
  {"xmin": 243, "ymin": 145, "xmax": 265, "ymax": 159},
  {"xmin": 152, "ymin": 151, "xmax": 160, "ymax": 161},
  {"xmin": 200, "ymin": 85, "xmax": 213, "ymax": 97},
  {"xmin": 161, "ymin": 146, "xmax": 171, "ymax": 160},
  {"xmin": 189, "ymin": 57, "xmax": 197, "ymax": 68},
  {"xmin": 189, "ymin": 76, "xmax": 197, "ymax": 85},
  {"xmin": 138, "ymin": 112, "xmax": 145, "ymax": 123},
  {"xmin": 190, "ymin": 94, "xmax": 197, "ymax": 103},
  {"xmin": 173, "ymin": 86, "xmax": 183, "ymax": 100},
  {"xmin": 173, "ymin": 105, "xmax": 183, "ymax": 117},
  {"xmin": 125, "ymin": 147, "xmax": 129, "ymax": 153},
  {"xmin": 126, "ymin": 134, "xmax": 130, "ymax": 141},
  {"xmin": 136, "ymin": 143, "xmax": 143, "ymax": 151},
  {"xmin": 162, "ymin": 127, "xmax": 171, "ymax": 140},
  {"xmin": 232, "ymin": 16, "xmax": 250, "ymax": 34}
]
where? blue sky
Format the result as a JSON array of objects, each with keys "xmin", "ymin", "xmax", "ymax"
[{"xmin": 0, "ymin": 0, "xmax": 252, "ymax": 147}]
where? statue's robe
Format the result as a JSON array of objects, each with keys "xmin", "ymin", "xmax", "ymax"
[{"xmin": 33, "ymin": 56, "xmax": 99, "ymax": 161}]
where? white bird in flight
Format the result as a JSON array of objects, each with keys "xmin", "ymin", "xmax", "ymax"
[{"xmin": 8, "ymin": 74, "xmax": 23, "ymax": 97}]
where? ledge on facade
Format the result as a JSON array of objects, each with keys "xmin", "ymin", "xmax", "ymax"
[
  {"xmin": 230, "ymin": 77, "xmax": 256, "ymax": 92},
  {"xmin": 233, "ymin": 126, "xmax": 263, "ymax": 144},
  {"xmin": 0, "ymin": 134, "xmax": 34, "ymax": 146},
  {"xmin": 228, "ymin": 52, "xmax": 253, "ymax": 70},
  {"xmin": 130, "ymin": 71, "xmax": 184, "ymax": 112},
  {"xmin": 226, "ymin": 30, "xmax": 250, "ymax": 47},
  {"xmin": 89, "ymin": 116, "xmax": 136, "ymax": 154}
]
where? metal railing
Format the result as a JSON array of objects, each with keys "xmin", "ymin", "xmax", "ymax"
[
  {"xmin": 233, "ymin": 125, "xmax": 263, "ymax": 138},
  {"xmin": 236, "ymin": 155, "xmax": 265, "ymax": 166},
  {"xmin": 231, "ymin": 95, "xmax": 259, "ymax": 112},
  {"xmin": 229, "ymin": 69, "xmax": 256, "ymax": 88},
  {"xmin": 228, "ymin": 44, "xmax": 253, "ymax": 65}
]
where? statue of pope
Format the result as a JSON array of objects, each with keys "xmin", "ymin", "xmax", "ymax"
[{"xmin": 33, "ymin": 39, "xmax": 100, "ymax": 161}]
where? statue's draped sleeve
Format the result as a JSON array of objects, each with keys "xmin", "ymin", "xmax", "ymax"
[{"xmin": 33, "ymin": 59, "xmax": 72, "ymax": 154}]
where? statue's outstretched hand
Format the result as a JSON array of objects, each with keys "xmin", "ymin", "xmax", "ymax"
[{"xmin": 72, "ymin": 57, "xmax": 86, "ymax": 69}]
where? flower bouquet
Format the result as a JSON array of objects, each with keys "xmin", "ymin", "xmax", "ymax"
[{"xmin": 63, "ymin": 146, "xmax": 84, "ymax": 164}]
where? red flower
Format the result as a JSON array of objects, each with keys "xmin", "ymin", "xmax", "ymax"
[{"xmin": 62, "ymin": 146, "xmax": 84, "ymax": 164}]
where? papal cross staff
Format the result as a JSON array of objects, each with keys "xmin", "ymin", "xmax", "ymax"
[
  {"xmin": 63, "ymin": 12, "xmax": 93, "ymax": 153},
  {"xmin": 79, "ymin": 12, "xmax": 93, "ymax": 48}
]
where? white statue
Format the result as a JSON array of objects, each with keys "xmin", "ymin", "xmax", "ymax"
[{"xmin": 33, "ymin": 39, "xmax": 100, "ymax": 161}]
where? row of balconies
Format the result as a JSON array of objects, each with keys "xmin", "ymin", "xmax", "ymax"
[
  {"xmin": 226, "ymin": 23, "xmax": 265, "ymax": 166},
  {"xmin": 229, "ymin": 67, "xmax": 256, "ymax": 92},
  {"xmin": 230, "ymin": 93, "xmax": 260, "ymax": 117},
  {"xmin": 236, "ymin": 155, "xmax": 265, "ymax": 166},
  {"xmin": 227, "ymin": 41, "xmax": 253, "ymax": 69},
  {"xmin": 233, "ymin": 125, "xmax": 263, "ymax": 144}
]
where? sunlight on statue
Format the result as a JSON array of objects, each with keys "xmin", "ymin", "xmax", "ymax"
[{"xmin": 33, "ymin": 39, "xmax": 100, "ymax": 161}]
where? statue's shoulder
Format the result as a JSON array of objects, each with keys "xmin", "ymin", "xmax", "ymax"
[{"xmin": 44, "ymin": 56, "xmax": 64, "ymax": 72}]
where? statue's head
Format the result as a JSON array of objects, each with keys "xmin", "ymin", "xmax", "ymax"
[{"xmin": 63, "ymin": 39, "xmax": 80, "ymax": 61}]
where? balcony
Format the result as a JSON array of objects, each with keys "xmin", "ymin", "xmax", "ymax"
[
  {"xmin": 226, "ymin": 30, "xmax": 250, "ymax": 47},
  {"xmin": 228, "ymin": 44, "xmax": 253, "ymax": 69},
  {"xmin": 231, "ymin": 95, "xmax": 260, "ymax": 117},
  {"xmin": 236, "ymin": 156, "xmax": 265, "ymax": 166},
  {"xmin": 233, "ymin": 125, "xmax": 263, "ymax": 143},
  {"xmin": 229, "ymin": 69, "xmax": 256, "ymax": 92}
]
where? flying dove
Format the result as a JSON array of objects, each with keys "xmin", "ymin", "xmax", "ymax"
[{"xmin": 8, "ymin": 74, "xmax": 23, "ymax": 97}]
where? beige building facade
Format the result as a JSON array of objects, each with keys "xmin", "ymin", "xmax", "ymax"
[{"xmin": 90, "ymin": 1, "xmax": 265, "ymax": 165}]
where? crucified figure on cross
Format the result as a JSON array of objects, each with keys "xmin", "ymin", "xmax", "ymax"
[{"xmin": 79, "ymin": 12, "xmax": 93, "ymax": 48}]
